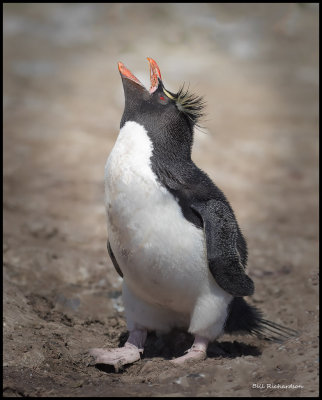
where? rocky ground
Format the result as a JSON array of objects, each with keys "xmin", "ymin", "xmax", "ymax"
[{"xmin": 3, "ymin": 3, "xmax": 319, "ymax": 397}]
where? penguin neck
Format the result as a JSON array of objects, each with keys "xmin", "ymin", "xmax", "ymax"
[
  {"xmin": 152, "ymin": 142, "xmax": 192, "ymax": 163},
  {"xmin": 121, "ymin": 115, "xmax": 194, "ymax": 164},
  {"xmin": 118, "ymin": 119, "xmax": 194, "ymax": 181},
  {"xmin": 149, "ymin": 123, "xmax": 194, "ymax": 165}
]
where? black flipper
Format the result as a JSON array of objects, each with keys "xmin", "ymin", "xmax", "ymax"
[
  {"xmin": 107, "ymin": 240, "xmax": 123, "ymax": 278},
  {"xmin": 191, "ymin": 200, "xmax": 254, "ymax": 297},
  {"xmin": 224, "ymin": 297, "xmax": 299, "ymax": 342}
]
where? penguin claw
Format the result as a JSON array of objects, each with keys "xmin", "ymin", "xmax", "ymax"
[{"xmin": 89, "ymin": 343, "xmax": 142, "ymax": 371}]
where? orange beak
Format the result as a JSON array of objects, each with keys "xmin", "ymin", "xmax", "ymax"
[
  {"xmin": 118, "ymin": 58, "xmax": 162, "ymax": 93},
  {"xmin": 117, "ymin": 61, "xmax": 144, "ymax": 87},
  {"xmin": 147, "ymin": 57, "xmax": 162, "ymax": 93}
]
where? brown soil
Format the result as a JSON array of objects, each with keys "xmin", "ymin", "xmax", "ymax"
[{"xmin": 3, "ymin": 3, "xmax": 319, "ymax": 397}]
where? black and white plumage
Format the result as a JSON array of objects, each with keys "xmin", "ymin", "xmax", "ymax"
[{"xmin": 90, "ymin": 58, "xmax": 297, "ymax": 369}]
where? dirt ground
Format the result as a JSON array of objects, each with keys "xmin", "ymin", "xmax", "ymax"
[{"xmin": 3, "ymin": 3, "xmax": 319, "ymax": 397}]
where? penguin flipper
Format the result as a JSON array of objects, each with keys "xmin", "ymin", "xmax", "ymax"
[
  {"xmin": 191, "ymin": 200, "xmax": 254, "ymax": 297},
  {"xmin": 107, "ymin": 240, "xmax": 123, "ymax": 278}
]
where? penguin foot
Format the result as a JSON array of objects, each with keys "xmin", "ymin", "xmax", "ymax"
[
  {"xmin": 89, "ymin": 342, "xmax": 142, "ymax": 371},
  {"xmin": 89, "ymin": 328, "xmax": 147, "ymax": 372},
  {"xmin": 170, "ymin": 335, "xmax": 208, "ymax": 365},
  {"xmin": 170, "ymin": 348, "xmax": 207, "ymax": 365}
]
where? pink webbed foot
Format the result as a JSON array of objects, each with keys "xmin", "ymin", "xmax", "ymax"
[
  {"xmin": 89, "ymin": 328, "xmax": 147, "ymax": 371},
  {"xmin": 171, "ymin": 335, "xmax": 208, "ymax": 365},
  {"xmin": 170, "ymin": 348, "xmax": 207, "ymax": 364},
  {"xmin": 89, "ymin": 343, "xmax": 141, "ymax": 371}
]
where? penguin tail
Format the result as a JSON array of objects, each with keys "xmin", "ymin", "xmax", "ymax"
[{"xmin": 224, "ymin": 297, "xmax": 299, "ymax": 343}]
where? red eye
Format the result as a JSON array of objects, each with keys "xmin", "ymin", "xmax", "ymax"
[{"xmin": 160, "ymin": 96, "xmax": 165, "ymax": 101}]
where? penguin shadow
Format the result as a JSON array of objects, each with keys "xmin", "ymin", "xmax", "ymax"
[
  {"xmin": 95, "ymin": 329, "xmax": 261, "ymax": 373},
  {"xmin": 141, "ymin": 329, "xmax": 262, "ymax": 360}
]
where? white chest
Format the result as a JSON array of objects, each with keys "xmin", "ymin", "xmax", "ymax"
[{"xmin": 104, "ymin": 121, "xmax": 207, "ymax": 309}]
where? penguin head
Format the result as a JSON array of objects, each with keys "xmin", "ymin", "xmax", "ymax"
[{"xmin": 118, "ymin": 58, "xmax": 205, "ymax": 159}]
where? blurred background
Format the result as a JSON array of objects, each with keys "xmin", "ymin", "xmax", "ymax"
[{"xmin": 3, "ymin": 3, "xmax": 319, "ymax": 396}]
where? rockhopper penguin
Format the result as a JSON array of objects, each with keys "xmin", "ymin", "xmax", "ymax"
[{"xmin": 90, "ymin": 58, "xmax": 297, "ymax": 369}]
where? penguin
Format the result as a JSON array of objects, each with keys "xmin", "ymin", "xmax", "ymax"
[{"xmin": 90, "ymin": 58, "xmax": 297, "ymax": 370}]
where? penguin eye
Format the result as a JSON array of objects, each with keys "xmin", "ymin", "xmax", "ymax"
[{"xmin": 158, "ymin": 95, "xmax": 168, "ymax": 105}]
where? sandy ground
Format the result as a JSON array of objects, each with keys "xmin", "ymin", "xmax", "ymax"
[{"xmin": 3, "ymin": 3, "xmax": 319, "ymax": 397}]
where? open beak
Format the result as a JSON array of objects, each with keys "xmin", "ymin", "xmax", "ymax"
[
  {"xmin": 117, "ymin": 61, "xmax": 144, "ymax": 87},
  {"xmin": 118, "ymin": 58, "xmax": 162, "ymax": 94},
  {"xmin": 147, "ymin": 57, "xmax": 162, "ymax": 93}
]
